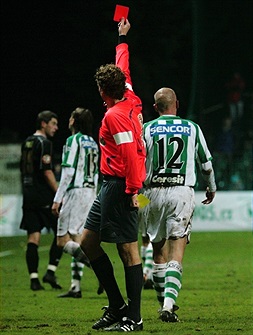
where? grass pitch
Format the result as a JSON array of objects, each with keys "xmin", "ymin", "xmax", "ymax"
[{"xmin": 0, "ymin": 232, "xmax": 252, "ymax": 335}]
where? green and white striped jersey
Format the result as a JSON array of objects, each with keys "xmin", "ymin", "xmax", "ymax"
[
  {"xmin": 143, "ymin": 115, "xmax": 213, "ymax": 187},
  {"xmin": 61, "ymin": 132, "xmax": 99, "ymax": 190}
]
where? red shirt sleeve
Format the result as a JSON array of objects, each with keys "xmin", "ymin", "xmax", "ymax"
[{"xmin": 116, "ymin": 43, "xmax": 132, "ymax": 87}]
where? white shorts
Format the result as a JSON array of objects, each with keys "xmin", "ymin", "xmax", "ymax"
[
  {"xmin": 57, "ymin": 187, "xmax": 96, "ymax": 236},
  {"xmin": 142, "ymin": 186, "xmax": 195, "ymax": 243}
]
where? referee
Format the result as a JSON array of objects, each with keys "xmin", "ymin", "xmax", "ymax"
[{"xmin": 80, "ymin": 18, "xmax": 146, "ymax": 332}]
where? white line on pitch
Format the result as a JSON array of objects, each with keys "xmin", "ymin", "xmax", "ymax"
[
  {"xmin": 0, "ymin": 250, "xmax": 14, "ymax": 257},
  {"xmin": 0, "ymin": 245, "xmax": 50, "ymax": 257}
]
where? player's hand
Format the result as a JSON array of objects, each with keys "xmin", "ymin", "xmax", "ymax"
[
  {"xmin": 51, "ymin": 202, "xmax": 61, "ymax": 216},
  {"xmin": 118, "ymin": 18, "xmax": 130, "ymax": 36},
  {"xmin": 202, "ymin": 187, "xmax": 215, "ymax": 205},
  {"xmin": 130, "ymin": 194, "xmax": 139, "ymax": 208}
]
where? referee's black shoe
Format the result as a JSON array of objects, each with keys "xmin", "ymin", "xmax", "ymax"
[
  {"xmin": 92, "ymin": 304, "xmax": 128, "ymax": 330},
  {"xmin": 42, "ymin": 272, "xmax": 62, "ymax": 289}
]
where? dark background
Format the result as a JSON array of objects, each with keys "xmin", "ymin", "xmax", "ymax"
[{"xmin": 1, "ymin": 0, "xmax": 252, "ymax": 155}]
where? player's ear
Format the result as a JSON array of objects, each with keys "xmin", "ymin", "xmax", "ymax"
[
  {"xmin": 41, "ymin": 120, "xmax": 47, "ymax": 129},
  {"xmin": 176, "ymin": 100, "xmax": 179, "ymax": 109},
  {"xmin": 69, "ymin": 116, "xmax": 75, "ymax": 127},
  {"xmin": 153, "ymin": 103, "xmax": 159, "ymax": 113}
]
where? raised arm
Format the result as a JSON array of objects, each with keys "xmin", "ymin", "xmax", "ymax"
[{"xmin": 116, "ymin": 18, "xmax": 132, "ymax": 87}]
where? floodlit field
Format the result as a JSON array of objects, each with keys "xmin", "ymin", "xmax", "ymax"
[{"xmin": 0, "ymin": 232, "xmax": 252, "ymax": 334}]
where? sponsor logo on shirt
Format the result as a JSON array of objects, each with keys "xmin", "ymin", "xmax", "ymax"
[
  {"xmin": 81, "ymin": 138, "xmax": 97, "ymax": 149},
  {"xmin": 25, "ymin": 141, "xmax": 34, "ymax": 148},
  {"xmin": 150, "ymin": 173, "xmax": 185, "ymax": 186},
  {"xmin": 150, "ymin": 124, "xmax": 191, "ymax": 136}
]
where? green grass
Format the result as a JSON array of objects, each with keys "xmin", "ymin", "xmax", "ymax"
[{"xmin": 0, "ymin": 232, "xmax": 252, "ymax": 334}]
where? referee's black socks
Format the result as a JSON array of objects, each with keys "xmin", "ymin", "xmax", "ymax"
[
  {"xmin": 91, "ymin": 253, "xmax": 126, "ymax": 309},
  {"xmin": 125, "ymin": 263, "xmax": 143, "ymax": 322}
]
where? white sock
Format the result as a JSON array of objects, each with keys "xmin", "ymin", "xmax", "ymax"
[
  {"xmin": 153, "ymin": 263, "xmax": 167, "ymax": 309},
  {"xmin": 63, "ymin": 240, "xmax": 80, "ymax": 256}
]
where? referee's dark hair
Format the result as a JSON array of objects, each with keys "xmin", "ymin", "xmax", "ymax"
[
  {"xmin": 36, "ymin": 110, "xmax": 58, "ymax": 130},
  {"xmin": 95, "ymin": 64, "xmax": 126, "ymax": 100},
  {"xmin": 71, "ymin": 107, "xmax": 94, "ymax": 136}
]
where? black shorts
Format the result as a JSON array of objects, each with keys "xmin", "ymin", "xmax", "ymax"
[
  {"xmin": 84, "ymin": 176, "xmax": 139, "ymax": 243},
  {"xmin": 20, "ymin": 207, "xmax": 57, "ymax": 235}
]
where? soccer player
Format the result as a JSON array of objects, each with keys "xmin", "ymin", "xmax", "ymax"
[
  {"xmin": 20, "ymin": 110, "xmax": 63, "ymax": 291},
  {"xmin": 80, "ymin": 18, "xmax": 146, "ymax": 332},
  {"xmin": 51, "ymin": 107, "xmax": 99, "ymax": 298},
  {"xmin": 142, "ymin": 88, "xmax": 216, "ymax": 322}
]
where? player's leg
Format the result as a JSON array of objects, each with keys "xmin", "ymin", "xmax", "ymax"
[
  {"xmin": 82, "ymin": 183, "xmax": 127, "ymax": 330},
  {"xmin": 69, "ymin": 258, "xmax": 84, "ymax": 294},
  {"xmin": 60, "ymin": 188, "xmax": 92, "ymax": 266},
  {"xmin": 160, "ymin": 186, "xmax": 194, "ymax": 321},
  {"xmin": 143, "ymin": 241, "xmax": 154, "ymax": 289},
  {"xmin": 26, "ymin": 231, "xmax": 44, "ymax": 290},
  {"xmin": 42, "ymin": 234, "xmax": 63, "ymax": 289},
  {"xmin": 58, "ymin": 256, "xmax": 84, "ymax": 298},
  {"xmin": 21, "ymin": 209, "xmax": 44, "ymax": 290},
  {"xmin": 62, "ymin": 238, "xmax": 90, "ymax": 266},
  {"xmin": 117, "ymin": 241, "xmax": 143, "ymax": 325},
  {"xmin": 152, "ymin": 239, "xmax": 168, "ymax": 310},
  {"xmin": 160, "ymin": 237, "xmax": 187, "ymax": 322},
  {"xmin": 140, "ymin": 234, "xmax": 150, "ymax": 261},
  {"xmin": 57, "ymin": 233, "xmax": 90, "ymax": 298},
  {"xmin": 43, "ymin": 211, "xmax": 63, "ymax": 289},
  {"xmin": 139, "ymin": 206, "xmax": 153, "ymax": 288},
  {"xmin": 81, "ymin": 228, "xmax": 127, "ymax": 330}
]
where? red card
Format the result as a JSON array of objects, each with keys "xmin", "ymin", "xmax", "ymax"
[{"xmin": 113, "ymin": 5, "xmax": 129, "ymax": 22}]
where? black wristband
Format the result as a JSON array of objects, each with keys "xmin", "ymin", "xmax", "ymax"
[{"xmin": 118, "ymin": 35, "xmax": 127, "ymax": 44}]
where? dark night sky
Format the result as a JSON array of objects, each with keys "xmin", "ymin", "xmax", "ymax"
[{"xmin": 1, "ymin": 0, "xmax": 252, "ymax": 154}]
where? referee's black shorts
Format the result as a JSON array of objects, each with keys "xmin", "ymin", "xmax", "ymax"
[{"xmin": 84, "ymin": 176, "xmax": 139, "ymax": 244}]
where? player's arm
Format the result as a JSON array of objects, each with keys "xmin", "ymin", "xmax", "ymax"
[
  {"xmin": 195, "ymin": 125, "xmax": 216, "ymax": 204},
  {"xmin": 51, "ymin": 137, "xmax": 77, "ymax": 215},
  {"xmin": 121, "ymin": 143, "xmax": 141, "ymax": 209},
  {"xmin": 41, "ymin": 139, "xmax": 58, "ymax": 193},
  {"xmin": 200, "ymin": 161, "xmax": 216, "ymax": 205},
  {"xmin": 116, "ymin": 18, "xmax": 132, "ymax": 87},
  {"xmin": 124, "ymin": 156, "xmax": 141, "ymax": 209},
  {"xmin": 52, "ymin": 166, "xmax": 75, "ymax": 216},
  {"xmin": 44, "ymin": 170, "xmax": 58, "ymax": 193}
]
